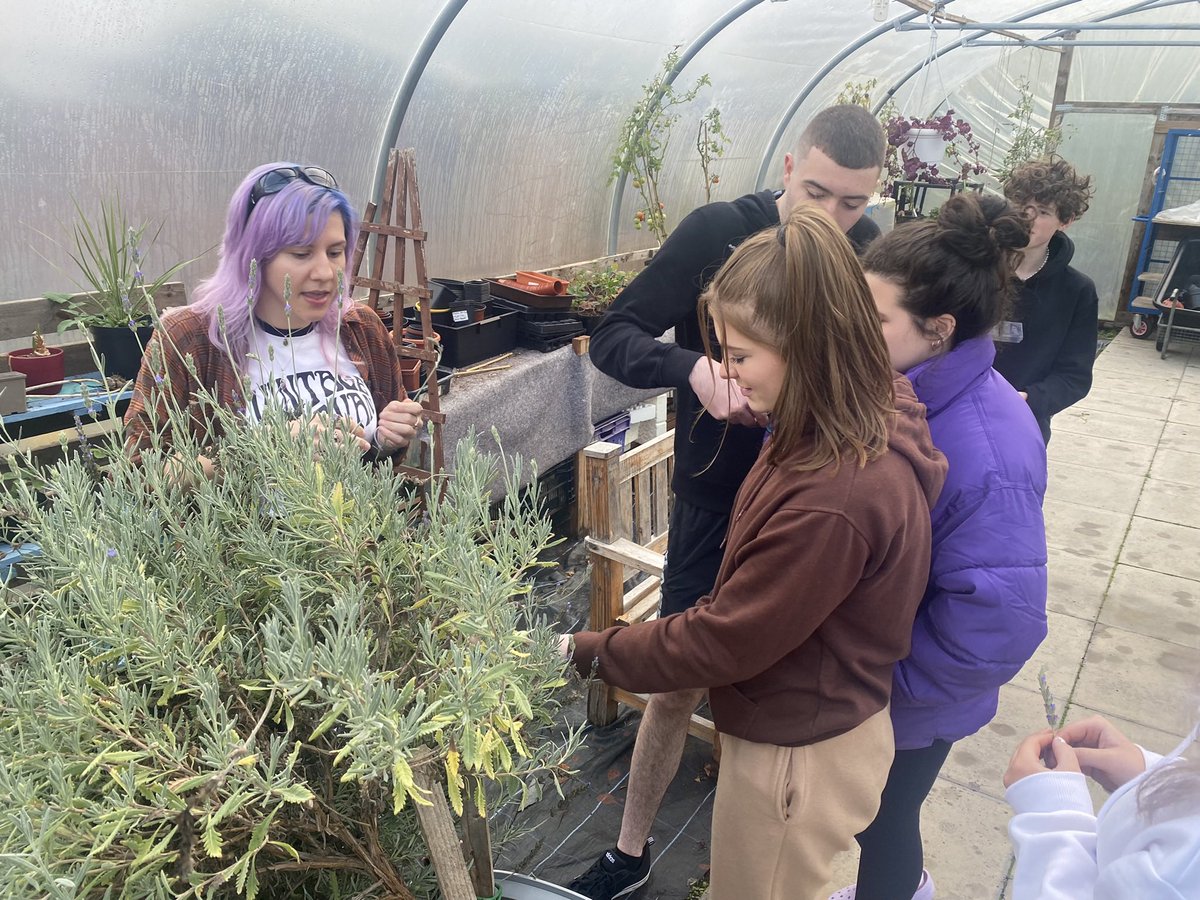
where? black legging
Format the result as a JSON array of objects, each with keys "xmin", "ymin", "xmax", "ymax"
[{"xmin": 853, "ymin": 740, "xmax": 954, "ymax": 899}]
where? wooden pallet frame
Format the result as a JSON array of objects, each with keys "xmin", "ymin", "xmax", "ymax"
[{"xmin": 578, "ymin": 429, "xmax": 716, "ymax": 744}]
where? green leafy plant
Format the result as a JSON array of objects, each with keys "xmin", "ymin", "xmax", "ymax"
[
  {"xmin": 43, "ymin": 196, "xmax": 192, "ymax": 331},
  {"xmin": 613, "ymin": 49, "xmax": 710, "ymax": 244},
  {"xmin": 0, "ymin": 382, "xmax": 581, "ymax": 897},
  {"xmin": 834, "ymin": 78, "xmax": 897, "ymax": 123},
  {"xmin": 835, "ymin": 77, "xmax": 878, "ymax": 110},
  {"xmin": 696, "ymin": 106, "xmax": 729, "ymax": 204},
  {"xmin": 994, "ymin": 79, "xmax": 1063, "ymax": 184},
  {"xmin": 569, "ymin": 266, "xmax": 635, "ymax": 317}
]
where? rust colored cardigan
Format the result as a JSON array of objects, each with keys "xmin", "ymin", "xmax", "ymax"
[{"xmin": 123, "ymin": 304, "xmax": 404, "ymax": 457}]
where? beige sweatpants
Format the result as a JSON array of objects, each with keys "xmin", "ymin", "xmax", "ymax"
[{"xmin": 708, "ymin": 706, "xmax": 894, "ymax": 900}]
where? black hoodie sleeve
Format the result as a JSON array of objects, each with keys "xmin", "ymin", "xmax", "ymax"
[
  {"xmin": 588, "ymin": 203, "xmax": 755, "ymax": 391},
  {"xmin": 1024, "ymin": 277, "xmax": 1099, "ymax": 425}
]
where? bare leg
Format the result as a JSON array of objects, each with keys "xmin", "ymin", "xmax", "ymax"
[{"xmin": 615, "ymin": 687, "xmax": 707, "ymax": 856}]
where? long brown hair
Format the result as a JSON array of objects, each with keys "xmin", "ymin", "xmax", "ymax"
[{"xmin": 698, "ymin": 205, "xmax": 895, "ymax": 471}]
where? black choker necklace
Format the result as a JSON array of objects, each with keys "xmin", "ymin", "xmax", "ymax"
[{"xmin": 255, "ymin": 316, "xmax": 315, "ymax": 337}]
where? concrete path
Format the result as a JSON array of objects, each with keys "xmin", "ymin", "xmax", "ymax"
[{"xmin": 815, "ymin": 328, "xmax": 1200, "ymax": 899}]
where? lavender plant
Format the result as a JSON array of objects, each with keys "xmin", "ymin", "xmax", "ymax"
[{"xmin": 0, "ymin": 385, "xmax": 581, "ymax": 898}]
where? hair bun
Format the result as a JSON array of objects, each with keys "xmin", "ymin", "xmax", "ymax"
[
  {"xmin": 935, "ymin": 194, "xmax": 1029, "ymax": 266},
  {"xmin": 982, "ymin": 199, "xmax": 1031, "ymax": 253}
]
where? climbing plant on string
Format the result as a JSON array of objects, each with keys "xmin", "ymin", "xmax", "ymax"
[
  {"xmin": 993, "ymin": 78, "xmax": 1063, "ymax": 183},
  {"xmin": 612, "ymin": 49, "xmax": 712, "ymax": 244},
  {"xmin": 696, "ymin": 105, "xmax": 729, "ymax": 204}
]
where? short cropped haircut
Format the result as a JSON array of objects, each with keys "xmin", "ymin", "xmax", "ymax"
[
  {"xmin": 1003, "ymin": 156, "xmax": 1094, "ymax": 223},
  {"xmin": 796, "ymin": 105, "xmax": 887, "ymax": 171}
]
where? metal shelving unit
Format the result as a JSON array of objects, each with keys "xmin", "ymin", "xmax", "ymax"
[{"xmin": 1127, "ymin": 128, "xmax": 1200, "ymax": 338}]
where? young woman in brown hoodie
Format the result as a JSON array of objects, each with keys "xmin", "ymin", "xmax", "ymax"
[{"xmin": 565, "ymin": 206, "xmax": 948, "ymax": 900}]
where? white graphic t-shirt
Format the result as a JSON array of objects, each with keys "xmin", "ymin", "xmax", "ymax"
[{"xmin": 244, "ymin": 321, "xmax": 378, "ymax": 443}]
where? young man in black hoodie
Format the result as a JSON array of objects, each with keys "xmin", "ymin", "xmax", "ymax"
[
  {"xmin": 995, "ymin": 158, "xmax": 1099, "ymax": 443},
  {"xmin": 568, "ymin": 105, "xmax": 886, "ymax": 900}
]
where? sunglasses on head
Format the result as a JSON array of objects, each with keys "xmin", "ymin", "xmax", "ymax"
[{"xmin": 245, "ymin": 166, "xmax": 339, "ymax": 220}]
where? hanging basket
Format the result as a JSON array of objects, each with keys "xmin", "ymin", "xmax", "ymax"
[{"xmin": 907, "ymin": 128, "xmax": 944, "ymax": 165}]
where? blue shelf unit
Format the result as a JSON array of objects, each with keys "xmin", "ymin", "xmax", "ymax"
[{"xmin": 1127, "ymin": 129, "xmax": 1200, "ymax": 325}]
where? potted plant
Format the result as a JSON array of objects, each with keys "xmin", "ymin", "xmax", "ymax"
[
  {"xmin": 6, "ymin": 330, "xmax": 65, "ymax": 396},
  {"xmin": 883, "ymin": 109, "xmax": 986, "ymax": 194},
  {"xmin": 45, "ymin": 196, "xmax": 192, "ymax": 380},
  {"xmin": 568, "ymin": 266, "xmax": 635, "ymax": 334}
]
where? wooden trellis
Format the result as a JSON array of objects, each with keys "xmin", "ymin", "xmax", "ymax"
[
  {"xmin": 351, "ymin": 148, "xmax": 446, "ymax": 478},
  {"xmin": 351, "ymin": 150, "xmax": 492, "ymax": 900}
]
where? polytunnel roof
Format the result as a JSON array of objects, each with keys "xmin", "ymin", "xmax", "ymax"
[{"xmin": 3, "ymin": 0, "xmax": 1198, "ymax": 297}]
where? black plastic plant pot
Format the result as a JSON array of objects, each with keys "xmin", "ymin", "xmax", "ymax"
[
  {"xmin": 92, "ymin": 323, "xmax": 154, "ymax": 380},
  {"xmin": 578, "ymin": 313, "xmax": 605, "ymax": 335},
  {"xmin": 429, "ymin": 303, "xmax": 518, "ymax": 368},
  {"xmin": 464, "ymin": 279, "xmax": 490, "ymax": 305}
]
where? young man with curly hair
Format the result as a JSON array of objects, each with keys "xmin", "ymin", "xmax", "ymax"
[{"xmin": 995, "ymin": 157, "xmax": 1100, "ymax": 443}]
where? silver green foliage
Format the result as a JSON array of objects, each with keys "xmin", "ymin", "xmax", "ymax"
[{"xmin": 0, "ymin": 388, "xmax": 581, "ymax": 899}]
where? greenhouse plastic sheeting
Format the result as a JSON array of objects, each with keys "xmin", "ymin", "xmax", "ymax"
[{"xmin": 3, "ymin": 1, "xmax": 1200, "ymax": 300}]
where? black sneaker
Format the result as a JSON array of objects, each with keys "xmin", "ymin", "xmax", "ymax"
[{"xmin": 567, "ymin": 840, "xmax": 653, "ymax": 900}]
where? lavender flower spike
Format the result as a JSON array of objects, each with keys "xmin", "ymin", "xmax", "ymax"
[
  {"xmin": 1037, "ymin": 665, "xmax": 1060, "ymax": 729},
  {"xmin": 283, "ymin": 273, "xmax": 292, "ymax": 317},
  {"xmin": 245, "ymin": 259, "xmax": 259, "ymax": 308}
]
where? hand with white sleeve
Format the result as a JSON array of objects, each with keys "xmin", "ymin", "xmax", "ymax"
[{"xmin": 1056, "ymin": 715, "xmax": 1147, "ymax": 793}]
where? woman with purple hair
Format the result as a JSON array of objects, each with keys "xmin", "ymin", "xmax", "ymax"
[{"xmin": 124, "ymin": 163, "xmax": 423, "ymax": 474}]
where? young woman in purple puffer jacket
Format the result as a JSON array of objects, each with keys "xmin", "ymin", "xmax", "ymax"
[{"xmin": 831, "ymin": 193, "xmax": 1049, "ymax": 900}]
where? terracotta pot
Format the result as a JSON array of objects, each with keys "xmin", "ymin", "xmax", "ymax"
[
  {"xmin": 399, "ymin": 357, "xmax": 421, "ymax": 392},
  {"xmin": 402, "ymin": 324, "xmax": 441, "ymax": 347},
  {"xmin": 508, "ymin": 271, "xmax": 569, "ymax": 296},
  {"xmin": 8, "ymin": 346, "xmax": 66, "ymax": 395}
]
